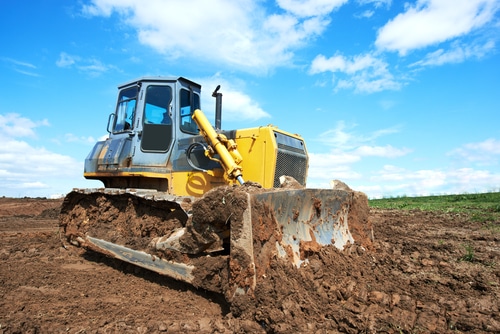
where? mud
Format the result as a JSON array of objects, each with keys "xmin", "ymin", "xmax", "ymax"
[
  {"xmin": 59, "ymin": 184, "xmax": 372, "ymax": 299},
  {"xmin": 1, "ymin": 195, "xmax": 499, "ymax": 333}
]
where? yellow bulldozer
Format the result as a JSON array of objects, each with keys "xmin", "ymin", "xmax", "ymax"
[{"xmin": 60, "ymin": 76, "xmax": 372, "ymax": 302}]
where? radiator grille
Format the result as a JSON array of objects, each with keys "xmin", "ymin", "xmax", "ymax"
[{"xmin": 273, "ymin": 133, "xmax": 308, "ymax": 188}]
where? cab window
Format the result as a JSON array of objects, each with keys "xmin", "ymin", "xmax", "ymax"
[
  {"xmin": 144, "ymin": 86, "xmax": 172, "ymax": 124},
  {"xmin": 140, "ymin": 85, "xmax": 173, "ymax": 152},
  {"xmin": 179, "ymin": 89, "xmax": 200, "ymax": 134},
  {"xmin": 114, "ymin": 86, "xmax": 137, "ymax": 132}
]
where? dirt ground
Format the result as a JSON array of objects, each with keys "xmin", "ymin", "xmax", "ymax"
[{"xmin": 1, "ymin": 195, "xmax": 499, "ymax": 333}]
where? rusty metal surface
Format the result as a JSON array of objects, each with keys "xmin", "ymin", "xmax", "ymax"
[
  {"xmin": 229, "ymin": 192, "xmax": 256, "ymax": 298},
  {"xmin": 252, "ymin": 189, "xmax": 353, "ymax": 267},
  {"xmin": 86, "ymin": 236, "xmax": 195, "ymax": 283}
]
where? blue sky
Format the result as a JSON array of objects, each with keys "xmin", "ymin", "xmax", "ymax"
[{"xmin": 1, "ymin": 0, "xmax": 499, "ymax": 198}]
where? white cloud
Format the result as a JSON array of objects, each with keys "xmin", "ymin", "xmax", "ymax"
[
  {"xmin": 307, "ymin": 151, "xmax": 362, "ymax": 188},
  {"xmin": 81, "ymin": 0, "xmax": 337, "ymax": 73},
  {"xmin": 277, "ymin": 0, "xmax": 347, "ymax": 17},
  {"xmin": 19, "ymin": 182, "xmax": 49, "ymax": 189},
  {"xmin": 410, "ymin": 40, "xmax": 495, "ymax": 67},
  {"xmin": 0, "ymin": 113, "xmax": 49, "ymax": 139},
  {"xmin": 306, "ymin": 121, "xmax": 410, "ymax": 190},
  {"xmin": 315, "ymin": 121, "xmax": 358, "ymax": 148},
  {"xmin": 306, "ymin": 145, "xmax": 411, "ymax": 191},
  {"xmin": 307, "ymin": 135, "xmax": 500, "ymax": 197},
  {"xmin": 354, "ymin": 145, "xmax": 412, "ymax": 158},
  {"xmin": 56, "ymin": 52, "xmax": 115, "ymax": 76},
  {"xmin": 315, "ymin": 121, "xmax": 402, "ymax": 149},
  {"xmin": 368, "ymin": 164, "xmax": 500, "ymax": 197},
  {"xmin": 0, "ymin": 113, "xmax": 86, "ymax": 197},
  {"xmin": 354, "ymin": 0, "xmax": 392, "ymax": 18},
  {"xmin": 367, "ymin": 165, "xmax": 447, "ymax": 196},
  {"xmin": 1, "ymin": 57, "xmax": 39, "ymax": 77},
  {"xmin": 198, "ymin": 75, "xmax": 271, "ymax": 121},
  {"xmin": 356, "ymin": 10, "xmax": 375, "ymax": 18},
  {"xmin": 308, "ymin": 0, "xmax": 498, "ymax": 93},
  {"xmin": 310, "ymin": 151, "xmax": 361, "ymax": 166},
  {"xmin": 374, "ymin": 165, "xmax": 446, "ymax": 184},
  {"xmin": 78, "ymin": 58, "xmax": 113, "ymax": 77},
  {"xmin": 448, "ymin": 138, "xmax": 500, "ymax": 165},
  {"xmin": 220, "ymin": 90, "xmax": 270, "ymax": 121},
  {"xmin": 15, "ymin": 70, "xmax": 40, "ymax": 77},
  {"xmin": 1, "ymin": 57, "xmax": 37, "ymax": 69},
  {"xmin": 56, "ymin": 52, "xmax": 78, "ymax": 68},
  {"xmin": 64, "ymin": 133, "xmax": 99, "ymax": 144},
  {"xmin": 357, "ymin": 0, "xmax": 392, "ymax": 8},
  {"xmin": 448, "ymin": 168, "xmax": 500, "ymax": 192},
  {"xmin": 0, "ymin": 139, "xmax": 79, "ymax": 177},
  {"xmin": 309, "ymin": 53, "xmax": 401, "ymax": 93},
  {"xmin": 376, "ymin": 0, "xmax": 500, "ymax": 55}
]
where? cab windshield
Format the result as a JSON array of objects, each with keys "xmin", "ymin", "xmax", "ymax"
[{"xmin": 113, "ymin": 86, "xmax": 138, "ymax": 132}]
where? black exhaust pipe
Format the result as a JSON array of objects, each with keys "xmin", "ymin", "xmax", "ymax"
[{"xmin": 212, "ymin": 85, "xmax": 222, "ymax": 130}]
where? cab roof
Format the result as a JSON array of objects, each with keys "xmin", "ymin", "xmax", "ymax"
[{"xmin": 117, "ymin": 76, "xmax": 201, "ymax": 90}]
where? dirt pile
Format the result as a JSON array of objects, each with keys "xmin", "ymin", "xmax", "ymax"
[
  {"xmin": 0, "ymin": 197, "xmax": 62, "ymax": 219},
  {"xmin": 1, "ymin": 195, "xmax": 499, "ymax": 333}
]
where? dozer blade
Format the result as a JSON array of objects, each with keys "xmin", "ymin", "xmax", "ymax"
[
  {"xmin": 85, "ymin": 236, "xmax": 195, "ymax": 283},
  {"xmin": 60, "ymin": 185, "xmax": 372, "ymax": 302}
]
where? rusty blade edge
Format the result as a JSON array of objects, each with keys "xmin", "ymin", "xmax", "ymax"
[{"xmin": 86, "ymin": 236, "xmax": 195, "ymax": 283}]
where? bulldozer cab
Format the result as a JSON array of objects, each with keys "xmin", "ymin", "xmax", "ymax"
[
  {"xmin": 85, "ymin": 77, "xmax": 206, "ymax": 191},
  {"xmin": 108, "ymin": 76, "xmax": 200, "ymax": 142}
]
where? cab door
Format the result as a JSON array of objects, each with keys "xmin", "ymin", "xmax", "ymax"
[
  {"xmin": 141, "ymin": 85, "xmax": 173, "ymax": 152},
  {"xmin": 132, "ymin": 84, "xmax": 175, "ymax": 166}
]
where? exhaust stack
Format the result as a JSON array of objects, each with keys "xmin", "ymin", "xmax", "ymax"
[{"xmin": 212, "ymin": 85, "xmax": 222, "ymax": 130}]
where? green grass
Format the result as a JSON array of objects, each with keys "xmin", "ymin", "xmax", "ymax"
[
  {"xmin": 369, "ymin": 192, "xmax": 500, "ymax": 225},
  {"xmin": 460, "ymin": 242, "xmax": 475, "ymax": 262}
]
